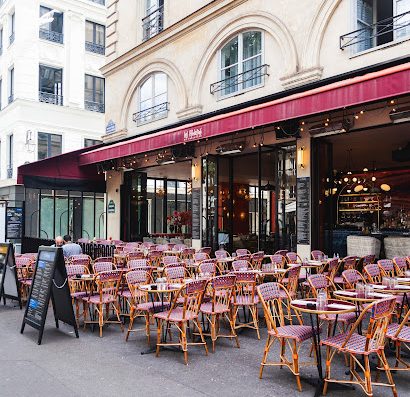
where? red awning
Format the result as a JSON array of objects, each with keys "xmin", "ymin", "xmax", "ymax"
[
  {"xmin": 80, "ymin": 63, "xmax": 410, "ymax": 166},
  {"xmin": 17, "ymin": 147, "xmax": 106, "ymax": 192}
]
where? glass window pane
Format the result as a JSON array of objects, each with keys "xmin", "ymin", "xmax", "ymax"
[
  {"xmin": 243, "ymin": 54, "xmax": 262, "ymax": 88},
  {"xmin": 243, "ymin": 31, "xmax": 262, "ymax": 60},
  {"xmin": 155, "ymin": 180, "xmax": 164, "ymax": 232},
  {"xmin": 95, "ymin": 194, "xmax": 105, "ymax": 238},
  {"xmin": 82, "ymin": 193, "xmax": 95, "ymax": 239},
  {"xmin": 154, "ymin": 73, "xmax": 167, "ymax": 95},
  {"xmin": 38, "ymin": 132, "xmax": 48, "ymax": 160},
  {"xmin": 221, "ymin": 36, "xmax": 238, "ymax": 68},
  {"xmin": 50, "ymin": 134, "xmax": 62, "ymax": 157},
  {"xmin": 140, "ymin": 76, "xmax": 153, "ymax": 102},
  {"xmin": 85, "ymin": 21, "xmax": 94, "ymax": 42},
  {"xmin": 95, "ymin": 24, "xmax": 105, "ymax": 46},
  {"xmin": 40, "ymin": 190, "xmax": 54, "ymax": 240},
  {"xmin": 25, "ymin": 188, "xmax": 40, "ymax": 237},
  {"xmin": 55, "ymin": 190, "xmax": 68, "ymax": 237}
]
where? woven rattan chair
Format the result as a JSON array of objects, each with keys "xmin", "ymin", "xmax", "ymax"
[
  {"xmin": 236, "ymin": 248, "xmax": 251, "ymax": 256},
  {"xmin": 162, "ymin": 255, "xmax": 180, "ymax": 266},
  {"xmin": 82, "ymin": 270, "xmax": 124, "ymax": 337},
  {"xmin": 393, "ymin": 257, "xmax": 408, "ymax": 276},
  {"xmin": 321, "ymin": 297, "xmax": 397, "ymax": 397},
  {"xmin": 232, "ymin": 259, "xmax": 252, "ymax": 272},
  {"xmin": 66, "ymin": 264, "xmax": 90, "ymax": 322},
  {"xmin": 357, "ymin": 254, "xmax": 376, "ymax": 273},
  {"xmin": 286, "ymin": 252, "xmax": 302, "ymax": 264},
  {"xmin": 164, "ymin": 266, "xmax": 186, "ymax": 283},
  {"xmin": 127, "ymin": 259, "xmax": 149, "ymax": 270},
  {"xmin": 194, "ymin": 252, "xmax": 209, "ymax": 262},
  {"xmin": 126, "ymin": 251, "xmax": 144, "ymax": 261},
  {"xmin": 198, "ymin": 247, "xmax": 212, "ymax": 255},
  {"xmin": 93, "ymin": 261, "xmax": 116, "ymax": 273},
  {"xmin": 257, "ymin": 282, "xmax": 315, "ymax": 392},
  {"xmin": 386, "ymin": 308, "xmax": 410, "ymax": 372},
  {"xmin": 311, "ymin": 250, "xmax": 325, "ymax": 260},
  {"xmin": 94, "ymin": 256, "xmax": 114, "ymax": 263},
  {"xmin": 270, "ymin": 254, "xmax": 285, "ymax": 268},
  {"xmin": 200, "ymin": 275, "xmax": 239, "ymax": 352},
  {"xmin": 154, "ymin": 280, "xmax": 208, "ymax": 364},
  {"xmin": 199, "ymin": 260, "xmax": 217, "ymax": 276},
  {"xmin": 364, "ymin": 263, "xmax": 383, "ymax": 283},
  {"xmin": 251, "ymin": 251, "xmax": 264, "ymax": 270},
  {"xmin": 342, "ymin": 269, "xmax": 367, "ymax": 289},
  {"xmin": 279, "ymin": 264, "xmax": 301, "ymax": 298},
  {"xmin": 378, "ymin": 259, "xmax": 396, "ymax": 277}
]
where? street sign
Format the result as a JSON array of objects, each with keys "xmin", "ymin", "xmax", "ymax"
[
  {"xmin": 0, "ymin": 243, "xmax": 21, "ymax": 308},
  {"xmin": 108, "ymin": 200, "xmax": 115, "ymax": 213},
  {"xmin": 21, "ymin": 246, "xmax": 78, "ymax": 345},
  {"xmin": 5, "ymin": 207, "xmax": 24, "ymax": 239}
]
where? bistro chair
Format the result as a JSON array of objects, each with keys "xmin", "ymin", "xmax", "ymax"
[
  {"xmin": 357, "ymin": 254, "xmax": 376, "ymax": 273},
  {"xmin": 82, "ymin": 270, "xmax": 124, "ymax": 337},
  {"xmin": 378, "ymin": 259, "xmax": 396, "ymax": 278},
  {"xmin": 257, "ymin": 282, "xmax": 315, "ymax": 392},
  {"xmin": 341, "ymin": 255, "xmax": 358, "ymax": 271},
  {"xmin": 326, "ymin": 257, "xmax": 343, "ymax": 285},
  {"xmin": 162, "ymin": 255, "xmax": 180, "ymax": 266},
  {"xmin": 180, "ymin": 248, "xmax": 195, "ymax": 264},
  {"xmin": 200, "ymin": 275, "xmax": 239, "ymax": 352},
  {"xmin": 164, "ymin": 266, "xmax": 186, "ymax": 283},
  {"xmin": 251, "ymin": 251, "xmax": 264, "ymax": 270},
  {"xmin": 199, "ymin": 260, "xmax": 217, "ymax": 277},
  {"xmin": 364, "ymin": 263, "xmax": 383, "ymax": 283},
  {"xmin": 393, "ymin": 257, "xmax": 408, "ymax": 276},
  {"xmin": 173, "ymin": 244, "xmax": 187, "ymax": 251},
  {"xmin": 232, "ymin": 259, "xmax": 252, "ymax": 272},
  {"xmin": 126, "ymin": 251, "xmax": 145, "ymax": 261},
  {"xmin": 15, "ymin": 257, "xmax": 34, "ymax": 301},
  {"xmin": 66, "ymin": 264, "xmax": 90, "ymax": 322},
  {"xmin": 69, "ymin": 254, "xmax": 91, "ymax": 265},
  {"xmin": 148, "ymin": 251, "xmax": 163, "ymax": 268},
  {"xmin": 93, "ymin": 261, "xmax": 116, "ymax": 273},
  {"xmin": 215, "ymin": 249, "xmax": 231, "ymax": 273},
  {"xmin": 154, "ymin": 280, "xmax": 208, "ymax": 364},
  {"xmin": 215, "ymin": 249, "xmax": 230, "ymax": 259},
  {"xmin": 274, "ymin": 250, "xmax": 288, "ymax": 256},
  {"xmin": 311, "ymin": 250, "xmax": 325, "ymax": 260},
  {"xmin": 341, "ymin": 269, "xmax": 367, "ymax": 289},
  {"xmin": 125, "ymin": 270, "xmax": 157, "ymax": 345},
  {"xmin": 386, "ymin": 308, "xmax": 410, "ymax": 372},
  {"xmin": 236, "ymin": 248, "xmax": 251, "ymax": 256},
  {"xmin": 127, "ymin": 259, "xmax": 149, "ymax": 270},
  {"xmin": 232, "ymin": 271, "xmax": 260, "ymax": 339},
  {"xmin": 270, "ymin": 254, "xmax": 286, "ymax": 268},
  {"xmin": 94, "ymin": 256, "xmax": 114, "ymax": 263},
  {"xmin": 285, "ymin": 252, "xmax": 302, "ymax": 264},
  {"xmin": 321, "ymin": 297, "xmax": 397, "ymax": 397},
  {"xmin": 279, "ymin": 264, "xmax": 301, "ymax": 299},
  {"xmin": 194, "ymin": 252, "xmax": 210, "ymax": 262},
  {"xmin": 198, "ymin": 247, "xmax": 212, "ymax": 255}
]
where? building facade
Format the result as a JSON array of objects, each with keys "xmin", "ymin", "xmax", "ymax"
[{"xmin": 18, "ymin": 0, "xmax": 410, "ymax": 258}]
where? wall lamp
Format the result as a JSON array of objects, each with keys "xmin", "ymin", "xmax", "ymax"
[{"xmin": 297, "ymin": 146, "xmax": 305, "ymax": 169}]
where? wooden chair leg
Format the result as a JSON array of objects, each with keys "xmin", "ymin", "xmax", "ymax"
[
  {"xmin": 181, "ymin": 322, "xmax": 188, "ymax": 365},
  {"xmin": 293, "ymin": 340, "xmax": 302, "ymax": 392},
  {"xmin": 145, "ymin": 313, "xmax": 151, "ymax": 345},
  {"xmin": 125, "ymin": 306, "xmax": 135, "ymax": 341},
  {"xmin": 194, "ymin": 319, "xmax": 208, "ymax": 355},
  {"xmin": 259, "ymin": 335, "xmax": 272, "ymax": 378},
  {"xmin": 364, "ymin": 355, "xmax": 373, "ymax": 396},
  {"xmin": 98, "ymin": 304, "xmax": 104, "ymax": 338},
  {"xmin": 156, "ymin": 319, "xmax": 162, "ymax": 357},
  {"xmin": 211, "ymin": 315, "xmax": 216, "ymax": 353},
  {"xmin": 379, "ymin": 350, "xmax": 398, "ymax": 397},
  {"xmin": 323, "ymin": 346, "xmax": 332, "ymax": 395}
]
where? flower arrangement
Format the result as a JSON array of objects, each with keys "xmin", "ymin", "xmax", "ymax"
[{"xmin": 167, "ymin": 211, "xmax": 191, "ymax": 233}]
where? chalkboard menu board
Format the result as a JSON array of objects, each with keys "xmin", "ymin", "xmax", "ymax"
[
  {"xmin": 21, "ymin": 246, "xmax": 78, "ymax": 345},
  {"xmin": 6, "ymin": 207, "xmax": 24, "ymax": 239},
  {"xmin": 191, "ymin": 188, "xmax": 201, "ymax": 240},
  {"xmin": 0, "ymin": 243, "xmax": 21, "ymax": 308},
  {"xmin": 297, "ymin": 177, "xmax": 310, "ymax": 245}
]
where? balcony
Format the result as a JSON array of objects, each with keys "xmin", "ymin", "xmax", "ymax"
[
  {"xmin": 7, "ymin": 166, "xmax": 13, "ymax": 179},
  {"xmin": 142, "ymin": 6, "xmax": 164, "ymax": 41},
  {"xmin": 9, "ymin": 32, "xmax": 14, "ymax": 45},
  {"xmin": 133, "ymin": 102, "xmax": 169, "ymax": 125},
  {"xmin": 39, "ymin": 28, "xmax": 64, "ymax": 44},
  {"xmin": 85, "ymin": 41, "xmax": 105, "ymax": 55},
  {"xmin": 340, "ymin": 10, "xmax": 410, "ymax": 52},
  {"xmin": 8, "ymin": 94, "xmax": 14, "ymax": 104},
  {"xmin": 85, "ymin": 100, "xmax": 105, "ymax": 113},
  {"xmin": 89, "ymin": 0, "xmax": 105, "ymax": 4},
  {"xmin": 210, "ymin": 64, "xmax": 269, "ymax": 96},
  {"xmin": 39, "ymin": 92, "xmax": 63, "ymax": 106}
]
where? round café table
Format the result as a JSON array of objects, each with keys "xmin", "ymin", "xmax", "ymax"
[
  {"xmin": 290, "ymin": 298, "xmax": 356, "ymax": 397},
  {"xmin": 367, "ymin": 283, "xmax": 410, "ymax": 319}
]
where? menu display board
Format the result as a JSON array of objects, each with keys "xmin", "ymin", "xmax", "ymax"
[
  {"xmin": 191, "ymin": 188, "xmax": 201, "ymax": 240},
  {"xmin": 0, "ymin": 243, "xmax": 21, "ymax": 308},
  {"xmin": 5, "ymin": 207, "xmax": 24, "ymax": 239},
  {"xmin": 296, "ymin": 177, "xmax": 310, "ymax": 245},
  {"xmin": 21, "ymin": 247, "xmax": 78, "ymax": 345}
]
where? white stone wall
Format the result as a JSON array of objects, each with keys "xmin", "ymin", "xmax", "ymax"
[{"xmin": 0, "ymin": 0, "xmax": 107, "ymax": 188}]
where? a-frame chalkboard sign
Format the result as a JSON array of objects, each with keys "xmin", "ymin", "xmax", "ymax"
[
  {"xmin": 21, "ymin": 246, "xmax": 79, "ymax": 345},
  {"xmin": 0, "ymin": 243, "xmax": 21, "ymax": 309}
]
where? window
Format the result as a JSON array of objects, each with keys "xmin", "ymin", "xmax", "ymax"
[
  {"xmin": 342, "ymin": 0, "xmax": 410, "ymax": 51},
  {"xmin": 39, "ymin": 65, "xmax": 63, "ymax": 105},
  {"xmin": 85, "ymin": 21, "xmax": 105, "ymax": 54},
  {"xmin": 84, "ymin": 74, "xmax": 105, "ymax": 113},
  {"xmin": 0, "ymin": 79, "xmax": 2, "ymax": 110},
  {"xmin": 214, "ymin": 31, "xmax": 265, "ymax": 96},
  {"xmin": 38, "ymin": 132, "xmax": 62, "ymax": 160},
  {"xmin": 0, "ymin": 28, "xmax": 3, "ymax": 55},
  {"xmin": 84, "ymin": 138, "xmax": 102, "ymax": 147},
  {"xmin": 142, "ymin": 0, "xmax": 164, "ymax": 41},
  {"xmin": 9, "ymin": 12, "xmax": 14, "ymax": 45},
  {"xmin": 7, "ymin": 134, "xmax": 13, "ymax": 178},
  {"xmin": 8, "ymin": 67, "xmax": 13, "ymax": 103},
  {"xmin": 39, "ymin": 6, "xmax": 63, "ymax": 44},
  {"xmin": 133, "ymin": 73, "xmax": 168, "ymax": 125}
]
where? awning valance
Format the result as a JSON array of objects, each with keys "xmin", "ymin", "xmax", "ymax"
[{"xmin": 79, "ymin": 63, "xmax": 410, "ymax": 166}]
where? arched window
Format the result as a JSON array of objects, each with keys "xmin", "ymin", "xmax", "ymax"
[
  {"xmin": 136, "ymin": 72, "xmax": 168, "ymax": 125},
  {"xmin": 217, "ymin": 30, "xmax": 264, "ymax": 97}
]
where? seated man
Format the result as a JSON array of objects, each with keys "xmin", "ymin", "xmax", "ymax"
[
  {"xmin": 62, "ymin": 235, "xmax": 82, "ymax": 257},
  {"xmin": 53, "ymin": 236, "xmax": 64, "ymax": 247}
]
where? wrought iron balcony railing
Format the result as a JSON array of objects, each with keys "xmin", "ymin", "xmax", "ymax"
[
  {"xmin": 85, "ymin": 100, "xmax": 105, "ymax": 113},
  {"xmin": 85, "ymin": 41, "xmax": 105, "ymax": 55},
  {"xmin": 9, "ymin": 32, "xmax": 14, "ymax": 45},
  {"xmin": 133, "ymin": 102, "xmax": 169, "ymax": 125},
  {"xmin": 7, "ymin": 166, "xmax": 13, "ymax": 179},
  {"xmin": 89, "ymin": 0, "xmax": 105, "ymax": 4},
  {"xmin": 340, "ymin": 10, "xmax": 410, "ymax": 51},
  {"xmin": 39, "ymin": 91, "xmax": 63, "ymax": 106},
  {"xmin": 210, "ymin": 64, "xmax": 269, "ymax": 95},
  {"xmin": 142, "ymin": 6, "xmax": 164, "ymax": 41},
  {"xmin": 8, "ymin": 94, "xmax": 14, "ymax": 104},
  {"xmin": 39, "ymin": 28, "xmax": 64, "ymax": 44}
]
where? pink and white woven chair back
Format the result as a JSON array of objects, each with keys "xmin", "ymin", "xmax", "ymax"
[
  {"xmin": 194, "ymin": 252, "xmax": 209, "ymax": 262},
  {"xmin": 165, "ymin": 266, "xmax": 186, "ymax": 282},
  {"xmin": 126, "ymin": 269, "xmax": 150, "ymax": 286},
  {"xmin": 270, "ymin": 254, "xmax": 285, "ymax": 267},
  {"xmin": 199, "ymin": 261, "xmax": 216, "ymax": 275},
  {"xmin": 215, "ymin": 250, "xmax": 229, "ymax": 259},
  {"xmin": 343, "ymin": 256, "xmax": 357, "ymax": 270},
  {"xmin": 77, "ymin": 238, "xmax": 89, "ymax": 243},
  {"xmin": 22, "ymin": 253, "xmax": 37, "ymax": 261},
  {"xmin": 367, "ymin": 298, "xmax": 396, "ymax": 349},
  {"xmin": 163, "ymin": 255, "xmax": 179, "ymax": 266},
  {"xmin": 236, "ymin": 249, "xmax": 250, "ymax": 256},
  {"xmin": 94, "ymin": 256, "xmax": 113, "ymax": 263},
  {"xmin": 327, "ymin": 258, "xmax": 340, "ymax": 278},
  {"xmin": 96, "ymin": 270, "xmax": 123, "ymax": 296},
  {"xmin": 311, "ymin": 250, "xmax": 324, "ymax": 260},
  {"xmin": 176, "ymin": 279, "xmax": 208, "ymax": 318},
  {"xmin": 141, "ymin": 242, "xmax": 154, "ymax": 248},
  {"xmin": 71, "ymin": 258, "xmax": 91, "ymax": 267},
  {"xmin": 252, "ymin": 252, "xmax": 264, "ymax": 261},
  {"xmin": 342, "ymin": 269, "xmax": 362, "ymax": 288},
  {"xmin": 149, "ymin": 245, "xmax": 159, "ymax": 252},
  {"xmin": 211, "ymin": 274, "xmax": 236, "ymax": 289},
  {"xmin": 173, "ymin": 244, "xmax": 187, "ymax": 251},
  {"xmin": 127, "ymin": 259, "xmax": 149, "ymax": 269},
  {"xmin": 156, "ymin": 244, "xmax": 169, "ymax": 252},
  {"xmin": 115, "ymin": 246, "xmax": 125, "ymax": 253},
  {"xmin": 285, "ymin": 265, "xmax": 301, "ymax": 295},
  {"xmin": 308, "ymin": 274, "xmax": 328, "ymax": 291},
  {"xmin": 274, "ymin": 250, "xmax": 288, "ymax": 256},
  {"xmin": 378, "ymin": 259, "xmax": 395, "ymax": 277},
  {"xmin": 66, "ymin": 264, "xmax": 88, "ymax": 277},
  {"xmin": 232, "ymin": 260, "xmax": 250, "ymax": 271},
  {"xmin": 127, "ymin": 251, "xmax": 144, "ymax": 261},
  {"xmin": 286, "ymin": 252, "xmax": 299, "ymax": 264},
  {"xmin": 393, "ymin": 256, "xmax": 408, "ymax": 274},
  {"xmin": 70, "ymin": 254, "xmax": 90, "ymax": 263},
  {"xmin": 364, "ymin": 263, "xmax": 382, "ymax": 282},
  {"xmin": 361, "ymin": 254, "xmax": 375, "ymax": 266},
  {"xmin": 16, "ymin": 257, "xmax": 32, "ymax": 268},
  {"xmin": 94, "ymin": 262, "xmax": 115, "ymax": 273},
  {"xmin": 198, "ymin": 247, "xmax": 212, "ymax": 255},
  {"xmin": 236, "ymin": 254, "xmax": 251, "ymax": 262}
]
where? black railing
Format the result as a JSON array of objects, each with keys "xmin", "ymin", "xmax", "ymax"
[
  {"xmin": 22, "ymin": 237, "xmax": 54, "ymax": 254},
  {"xmin": 7, "ymin": 166, "xmax": 12, "ymax": 178},
  {"xmin": 133, "ymin": 102, "xmax": 169, "ymax": 124},
  {"xmin": 210, "ymin": 64, "xmax": 269, "ymax": 95},
  {"xmin": 9, "ymin": 32, "xmax": 14, "ymax": 45},
  {"xmin": 142, "ymin": 6, "xmax": 164, "ymax": 41},
  {"xmin": 89, "ymin": 0, "xmax": 105, "ymax": 5},
  {"xmin": 78, "ymin": 242, "xmax": 115, "ymax": 260},
  {"xmin": 39, "ymin": 91, "xmax": 63, "ymax": 105},
  {"xmin": 340, "ymin": 10, "xmax": 410, "ymax": 51},
  {"xmin": 85, "ymin": 100, "xmax": 105, "ymax": 113},
  {"xmin": 8, "ymin": 94, "xmax": 13, "ymax": 104},
  {"xmin": 85, "ymin": 41, "xmax": 105, "ymax": 55},
  {"xmin": 39, "ymin": 28, "xmax": 64, "ymax": 44}
]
